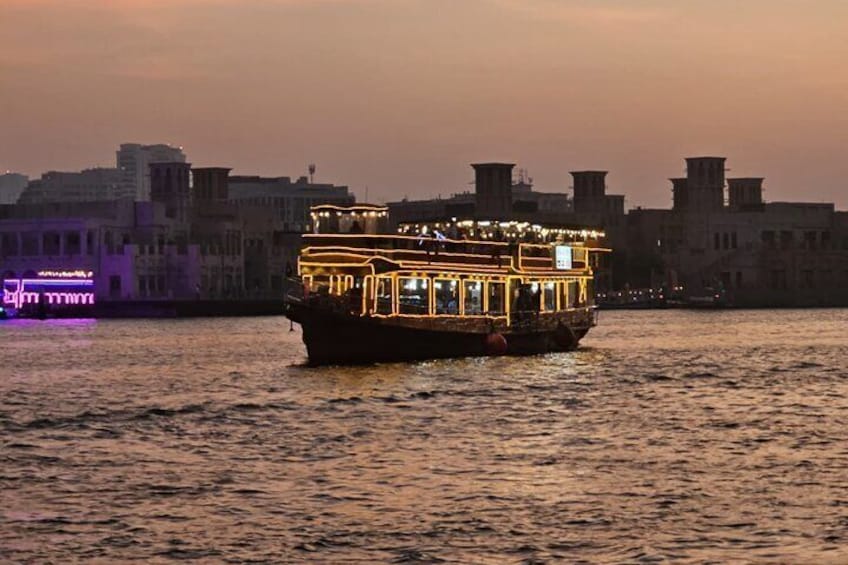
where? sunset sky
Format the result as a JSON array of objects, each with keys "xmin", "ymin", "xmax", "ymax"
[{"xmin": 2, "ymin": 0, "xmax": 847, "ymax": 208}]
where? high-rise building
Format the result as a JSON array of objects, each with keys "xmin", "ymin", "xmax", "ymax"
[{"xmin": 116, "ymin": 143, "xmax": 187, "ymax": 201}]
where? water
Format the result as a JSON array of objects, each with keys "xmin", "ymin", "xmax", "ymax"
[{"xmin": 2, "ymin": 310, "xmax": 847, "ymax": 563}]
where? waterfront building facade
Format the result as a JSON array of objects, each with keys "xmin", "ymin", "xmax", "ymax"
[
  {"xmin": 623, "ymin": 157, "xmax": 848, "ymax": 306},
  {"xmin": 0, "ymin": 165, "xmax": 350, "ymax": 316}
]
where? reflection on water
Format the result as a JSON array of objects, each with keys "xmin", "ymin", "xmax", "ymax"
[{"xmin": 2, "ymin": 310, "xmax": 847, "ymax": 562}]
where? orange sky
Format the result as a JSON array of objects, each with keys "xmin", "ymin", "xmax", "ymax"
[{"xmin": 2, "ymin": 0, "xmax": 847, "ymax": 208}]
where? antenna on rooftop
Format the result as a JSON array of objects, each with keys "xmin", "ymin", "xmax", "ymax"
[{"xmin": 308, "ymin": 163, "xmax": 316, "ymax": 184}]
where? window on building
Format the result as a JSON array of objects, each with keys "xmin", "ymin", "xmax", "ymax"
[
  {"xmin": 43, "ymin": 232, "xmax": 60, "ymax": 255},
  {"xmin": 21, "ymin": 233, "xmax": 38, "ymax": 255},
  {"xmin": 780, "ymin": 231, "xmax": 793, "ymax": 249},
  {"xmin": 0, "ymin": 233, "xmax": 18, "ymax": 256},
  {"xmin": 762, "ymin": 231, "xmax": 776, "ymax": 249},
  {"xmin": 104, "ymin": 231, "xmax": 114, "ymax": 254},
  {"xmin": 803, "ymin": 231, "xmax": 817, "ymax": 250},
  {"xmin": 138, "ymin": 276, "xmax": 147, "ymax": 296},
  {"xmin": 731, "ymin": 232, "xmax": 738, "ymax": 249},
  {"xmin": 736, "ymin": 271, "xmax": 743, "ymax": 289},
  {"xmin": 714, "ymin": 233, "xmax": 720, "ymax": 250},
  {"xmin": 801, "ymin": 269, "xmax": 814, "ymax": 289},
  {"xmin": 65, "ymin": 232, "xmax": 81, "ymax": 255},
  {"xmin": 109, "ymin": 275, "xmax": 121, "ymax": 297}
]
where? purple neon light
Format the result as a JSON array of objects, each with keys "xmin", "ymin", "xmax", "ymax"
[{"xmin": 3, "ymin": 277, "xmax": 95, "ymax": 310}]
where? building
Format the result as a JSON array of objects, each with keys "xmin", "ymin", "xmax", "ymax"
[
  {"xmin": 622, "ymin": 156, "xmax": 848, "ymax": 306},
  {"xmin": 116, "ymin": 143, "xmax": 187, "ymax": 201},
  {"xmin": 0, "ymin": 164, "xmax": 349, "ymax": 316},
  {"xmin": 571, "ymin": 171, "xmax": 625, "ymax": 222},
  {"xmin": 0, "ymin": 173, "xmax": 28, "ymax": 205},
  {"xmin": 228, "ymin": 174, "xmax": 354, "ymax": 232},
  {"xmin": 10, "ymin": 143, "xmax": 186, "ymax": 205},
  {"xmin": 17, "ymin": 168, "xmax": 132, "ymax": 204},
  {"xmin": 387, "ymin": 166, "xmax": 574, "ymax": 227}
]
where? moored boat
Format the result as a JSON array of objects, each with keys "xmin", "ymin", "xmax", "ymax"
[{"xmin": 285, "ymin": 203, "xmax": 609, "ymax": 365}]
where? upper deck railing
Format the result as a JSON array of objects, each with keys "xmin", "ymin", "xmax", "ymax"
[{"xmin": 300, "ymin": 233, "xmax": 593, "ymax": 273}]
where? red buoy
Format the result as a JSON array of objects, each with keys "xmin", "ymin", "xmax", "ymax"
[{"xmin": 485, "ymin": 332, "xmax": 508, "ymax": 356}]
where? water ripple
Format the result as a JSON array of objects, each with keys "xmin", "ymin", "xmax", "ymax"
[{"xmin": 2, "ymin": 310, "xmax": 848, "ymax": 562}]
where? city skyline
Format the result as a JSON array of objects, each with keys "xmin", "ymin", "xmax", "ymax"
[{"xmin": 3, "ymin": 0, "xmax": 847, "ymax": 208}]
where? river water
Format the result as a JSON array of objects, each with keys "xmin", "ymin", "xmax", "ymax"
[{"xmin": 1, "ymin": 310, "xmax": 847, "ymax": 563}]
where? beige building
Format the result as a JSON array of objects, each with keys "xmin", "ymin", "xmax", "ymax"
[{"xmin": 624, "ymin": 157, "xmax": 848, "ymax": 306}]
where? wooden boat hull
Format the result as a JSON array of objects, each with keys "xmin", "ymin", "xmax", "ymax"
[{"xmin": 286, "ymin": 302, "xmax": 592, "ymax": 366}]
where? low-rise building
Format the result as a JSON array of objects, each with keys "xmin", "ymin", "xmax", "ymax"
[
  {"xmin": 17, "ymin": 168, "xmax": 132, "ymax": 204},
  {"xmin": 0, "ymin": 164, "xmax": 351, "ymax": 316},
  {"xmin": 228, "ymin": 175, "xmax": 354, "ymax": 232},
  {"xmin": 0, "ymin": 173, "xmax": 28, "ymax": 205},
  {"xmin": 386, "ymin": 170, "xmax": 574, "ymax": 227},
  {"xmin": 623, "ymin": 157, "xmax": 848, "ymax": 306}
]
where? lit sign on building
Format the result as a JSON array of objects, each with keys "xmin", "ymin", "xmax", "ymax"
[
  {"xmin": 37, "ymin": 270, "xmax": 94, "ymax": 279},
  {"xmin": 2, "ymin": 272, "xmax": 95, "ymax": 311},
  {"xmin": 554, "ymin": 245, "xmax": 573, "ymax": 270}
]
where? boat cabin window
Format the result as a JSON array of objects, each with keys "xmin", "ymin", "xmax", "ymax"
[
  {"xmin": 566, "ymin": 280, "xmax": 579, "ymax": 308},
  {"xmin": 463, "ymin": 280, "xmax": 483, "ymax": 315},
  {"xmin": 399, "ymin": 277, "xmax": 430, "ymax": 315},
  {"xmin": 487, "ymin": 282, "xmax": 505, "ymax": 315},
  {"xmin": 543, "ymin": 282, "xmax": 556, "ymax": 311},
  {"xmin": 307, "ymin": 275, "xmax": 330, "ymax": 294},
  {"xmin": 514, "ymin": 283, "xmax": 541, "ymax": 313},
  {"xmin": 434, "ymin": 279, "xmax": 459, "ymax": 315},
  {"xmin": 375, "ymin": 277, "xmax": 393, "ymax": 315}
]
